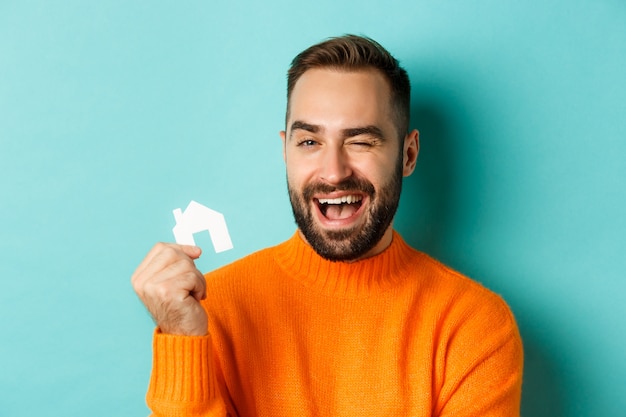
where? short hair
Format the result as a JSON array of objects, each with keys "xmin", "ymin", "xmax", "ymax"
[{"xmin": 286, "ymin": 35, "xmax": 411, "ymax": 139}]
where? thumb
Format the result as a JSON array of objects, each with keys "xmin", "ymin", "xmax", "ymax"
[{"xmin": 179, "ymin": 244, "xmax": 202, "ymax": 260}]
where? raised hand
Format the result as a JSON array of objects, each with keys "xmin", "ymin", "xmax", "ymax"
[{"xmin": 131, "ymin": 243, "xmax": 208, "ymax": 336}]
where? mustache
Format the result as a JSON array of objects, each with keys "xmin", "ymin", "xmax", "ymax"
[{"xmin": 302, "ymin": 177, "xmax": 375, "ymax": 201}]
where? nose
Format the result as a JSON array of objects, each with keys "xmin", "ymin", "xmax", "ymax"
[{"xmin": 319, "ymin": 146, "xmax": 352, "ymax": 184}]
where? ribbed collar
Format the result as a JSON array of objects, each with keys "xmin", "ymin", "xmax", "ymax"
[{"xmin": 273, "ymin": 230, "xmax": 419, "ymax": 298}]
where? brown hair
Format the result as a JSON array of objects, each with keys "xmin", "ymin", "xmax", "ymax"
[{"xmin": 286, "ymin": 35, "xmax": 411, "ymax": 139}]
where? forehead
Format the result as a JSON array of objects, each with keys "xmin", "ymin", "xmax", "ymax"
[{"xmin": 287, "ymin": 68, "xmax": 393, "ymax": 127}]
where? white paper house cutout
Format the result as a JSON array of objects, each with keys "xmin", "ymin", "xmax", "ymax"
[{"xmin": 172, "ymin": 200, "xmax": 233, "ymax": 253}]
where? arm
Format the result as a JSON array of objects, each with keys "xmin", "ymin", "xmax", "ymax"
[
  {"xmin": 132, "ymin": 243, "xmax": 229, "ymax": 417},
  {"xmin": 436, "ymin": 298, "xmax": 524, "ymax": 417},
  {"xmin": 146, "ymin": 331, "xmax": 228, "ymax": 417}
]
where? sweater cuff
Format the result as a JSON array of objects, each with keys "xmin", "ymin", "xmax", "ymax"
[{"xmin": 147, "ymin": 329, "xmax": 222, "ymax": 411}]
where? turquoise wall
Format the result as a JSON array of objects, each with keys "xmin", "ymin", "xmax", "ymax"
[{"xmin": 1, "ymin": 1, "xmax": 624, "ymax": 415}]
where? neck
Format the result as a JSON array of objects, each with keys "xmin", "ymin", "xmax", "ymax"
[{"xmin": 274, "ymin": 229, "xmax": 415, "ymax": 298}]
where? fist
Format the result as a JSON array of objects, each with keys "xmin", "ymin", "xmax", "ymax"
[{"xmin": 131, "ymin": 243, "xmax": 208, "ymax": 336}]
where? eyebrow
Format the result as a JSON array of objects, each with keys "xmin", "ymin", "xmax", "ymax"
[
  {"xmin": 289, "ymin": 120, "xmax": 386, "ymax": 141},
  {"xmin": 289, "ymin": 121, "xmax": 320, "ymax": 139},
  {"xmin": 341, "ymin": 126, "xmax": 385, "ymax": 141}
]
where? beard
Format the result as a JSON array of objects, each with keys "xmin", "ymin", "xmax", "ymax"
[{"xmin": 287, "ymin": 158, "xmax": 403, "ymax": 262}]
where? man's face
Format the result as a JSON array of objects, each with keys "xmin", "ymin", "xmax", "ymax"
[{"xmin": 281, "ymin": 68, "xmax": 417, "ymax": 261}]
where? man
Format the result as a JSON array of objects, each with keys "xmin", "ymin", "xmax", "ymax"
[{"xmin": 132, "ymin": 35, "xmax": 523, "ymax": 416}]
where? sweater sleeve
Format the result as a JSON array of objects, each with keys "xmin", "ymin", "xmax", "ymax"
[
  {"xmin": 146, "ymin": 330, "xmax": 228, "ymax": 417},
  {"xmin": 436, "ymin": 298, "xmax": 524, "ymax": 417}
]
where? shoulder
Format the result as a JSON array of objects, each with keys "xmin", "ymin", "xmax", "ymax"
[{"xmin": 398, "ymin": 240, "xmax": 517, "ymax": 332}]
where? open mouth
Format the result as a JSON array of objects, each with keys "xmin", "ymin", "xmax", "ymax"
[{"xmin": 316, "ymin": 194, "xmax": 364, "ymax": 220}]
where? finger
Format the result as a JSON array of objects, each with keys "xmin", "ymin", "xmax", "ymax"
[
  {"xmin": 170, "ymin": 263, "xmax": 206, "ymax": 302},
  {"xmin": 132, "ymin": 242, "xmax": 173, "ymax": 283},
  {"xmin": 132, "ymin": 243, "xmax": 201, "ymax": 286},
  {"xmin": 179, "ymin": 244, "xmax": 202, "ymax": 260},
  {"xmin": 140, "ymin": 265, "xmax": 204, "ymax": 310}
]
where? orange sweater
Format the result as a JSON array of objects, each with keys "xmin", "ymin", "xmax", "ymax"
[{"xmin": 147, "ymin": 231, "xmax": 523, "ymax": 416}]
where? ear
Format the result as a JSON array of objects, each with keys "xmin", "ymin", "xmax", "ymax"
[
  {"xmin": 402, "ymin": 129, "xmax": 419, "ymax": 177},
  {"xmin": 280, "ymin": 130, "xmax": 287, "ymax": 162}
]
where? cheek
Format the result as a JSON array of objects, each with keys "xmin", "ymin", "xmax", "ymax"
[
  {"xmin": 286, "ymin": 157, "xmax": 316, "ymax": 185},
  {"xmin": 286, "ymin": 168, "xmax": 308, "ymax": 195},
  {"xmin": 353, "ymin": 160, "xmax": 389, "ymax": 186}
]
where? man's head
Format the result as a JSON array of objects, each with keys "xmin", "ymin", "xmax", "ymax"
[
  {"xmin": 287, "ymin": 35, "xmax": 411, "ymax": 141},
  {"xmin": 281, "ymin": 35, "xmax": 418, "ymax": 262}
]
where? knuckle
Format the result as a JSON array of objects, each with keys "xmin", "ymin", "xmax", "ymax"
[
  {"xmin": 142, "ymin": 280, "xmax": 173, "ymax": 307},
  {"xmin": 183, "ymin": 269, "xmax": 204, "ymax": 285},
  {"xmin": 159, "ymin": 244, "xmax": 178, "ymax": 258},
  {"xmin": 152, "ymin": 282, "xmax": 173, "ymax": 302},
  {"xmin": 131, "ymin": 273, "xmax": 148, "ymax": 296},
  {"xmin": 153, "ymin": 241, "xmax": 168, "ymax": 251},
  {"xmin": 130, "ymin": 277, "xmax": 141, "ymax": 294},
  {"xmin": 175, "ymin": 258, "xmax": 198, "ymax": 275}
]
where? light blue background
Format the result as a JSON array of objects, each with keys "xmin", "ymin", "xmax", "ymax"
[{"xmin": 1, "ymin": 1, "xmax": 624, "ymax": 416}]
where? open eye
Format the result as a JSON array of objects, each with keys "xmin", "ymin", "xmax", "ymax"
[{"xmin": 298, "ymin": 139, "xmax": 318, "ymax": 147}]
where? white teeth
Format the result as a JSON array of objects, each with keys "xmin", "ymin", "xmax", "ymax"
[{"xmin": 318, "ymin": 195, "xmax": 363, "ymax": 205}]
